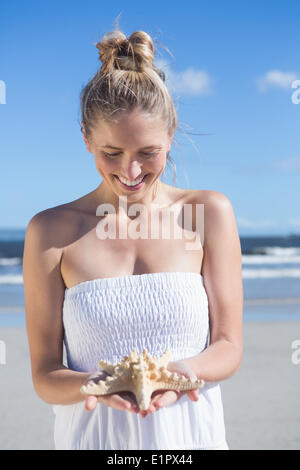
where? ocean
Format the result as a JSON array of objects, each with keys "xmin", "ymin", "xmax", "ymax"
[{"xmin": 0, "ymin": 228, "xmax": 299, "ymax": 325}]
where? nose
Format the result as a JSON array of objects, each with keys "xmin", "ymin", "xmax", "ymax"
[{"xmin": 121, "ymin": 159, "xmax": 143, "ymax": 180}]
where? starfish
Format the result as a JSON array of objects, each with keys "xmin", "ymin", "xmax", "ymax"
[{"xmin": 80, "ymin": 348, "xmax": 205, "ymax": 411}]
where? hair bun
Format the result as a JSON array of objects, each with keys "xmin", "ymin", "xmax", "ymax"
[{"xmin": 96, "ymin": 30, "xmax": 155, "ymax": 74}]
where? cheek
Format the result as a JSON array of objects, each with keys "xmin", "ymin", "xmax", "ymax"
[
  {"xmin": 95, "ymin": 158, "xmax": 114, "ymax": 176},
  {"xmin": 148, "ymin": 156, "xmax": 166, "ymax": 172}
]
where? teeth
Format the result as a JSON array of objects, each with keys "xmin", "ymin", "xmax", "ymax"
[{"xmin": 118, "ymin": 175, "xmax": 144, "ymax": 186}]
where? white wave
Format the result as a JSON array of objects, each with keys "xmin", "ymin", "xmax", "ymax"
[
  {"xmin": 242, "ymin": 268, "xmax": 300, "ymax": 278},
  {"xmin": 0, "ymin": 275, "xmax": 24, "ymax": 284},
  {"xmin": 251, "ymin": 246, "xmax": 300, "ymax": 256},
  {"xmin": 0, "ymin": 257, "xmax": 22, "ymax": 266},
  {"xmin": 242, "ymin": 254, "xmax": 300, "ymax": 264}
]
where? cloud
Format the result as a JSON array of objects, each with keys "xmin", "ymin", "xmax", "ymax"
[
  {"xmin": 154, "ymin": 58, "xmax": 214, "ymax": 96},
  {"xmin": 288, "ymin": 218, "xmax": 300, "ymax": 228},
  {"xmin": 272, "ymin": 156, "xmax": 300, "ymax": 172},
  {"xmin": 256, "ymin": 69, "xmax": 298, "ymax": 92},
  {"xmin": 241, "ymin": 156, "xmax": 300, "ymax": 174},
  {"xmin": 238, "ymin": 217, "xmax": 300, "ymax": 234},
  {"xmin": 237, "ymin": 217, "xmax": 278, "ymax": 229}
]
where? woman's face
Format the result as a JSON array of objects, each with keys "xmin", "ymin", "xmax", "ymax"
[{"xmin": 83, "ymin": 109, "xmax": 173, "ymax": 202}]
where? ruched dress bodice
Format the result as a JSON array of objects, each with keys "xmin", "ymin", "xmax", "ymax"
[{"xmin": 53, "ymin": 272, "xmax": 228, "ymax": 450}]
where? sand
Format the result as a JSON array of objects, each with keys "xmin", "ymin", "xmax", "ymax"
[
  {"xmin": 0, "ymin": 320, "xmax": 299, "ymax": 450},
  {"xmin": 221, "ymin": 320, "xmax": 300, "ymax": 450}
]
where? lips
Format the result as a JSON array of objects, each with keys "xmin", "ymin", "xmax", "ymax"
[
  {"xmin": 114, "ymin": 174, "xmax": 148, "ymax": 190},
  {"xmin": 114, "ymin": 175, "xmax": 147, "ymax": 185}
]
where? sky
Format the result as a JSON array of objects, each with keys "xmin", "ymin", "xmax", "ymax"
[{"xmin": 0, "ymin": 0, "xmax": 299, "ymax": 236}]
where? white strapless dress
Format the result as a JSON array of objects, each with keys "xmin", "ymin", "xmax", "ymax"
[{"xmin": 53, "ymin": 271, "xmax": 229, "ymax": 450}]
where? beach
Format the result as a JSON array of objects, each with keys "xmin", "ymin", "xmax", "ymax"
[
  {"xmin": 0, "ymin": 311, "xmax": 299, "ymax": 450},
  {"xmin": 222, "ymin": 318, "xmax": 300, "ymax": 450}
]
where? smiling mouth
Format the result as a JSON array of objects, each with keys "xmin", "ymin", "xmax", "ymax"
[{"xmin": 113, "ymin": 174, "xmax": 149, "ymax": 190}]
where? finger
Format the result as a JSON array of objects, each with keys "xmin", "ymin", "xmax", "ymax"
[
  {"xmin": 101, "ymin": 393, "xmax": 138, "ymax": 413},
  {"xmin": 119, "ymin": 392, "xmax": 139, "ymax": 413},
  {"xmin": 150, "ymin": 393, "xmax": 164, "ymax": 409},
  {"xmin": 141, "ymin": 390, "xmax": 182, "ymax": 417},
  {"xmin": 155, "ymin": 390, "xmax": 179, "ymax": 409},
  {"xmin": 109, "ymin": 394, "xmax": 131, "ymax": 411},
  {"xmin": 150, "ymin": 392, "xmax": 163, "ymax": 403},
  {"xmin": 187, "ymin": 389, "xmax": 199, "ymax": 401},
  {"xmin": 120, "ymin": 392, "xmax": 138, "ymax": 406},
  {"xmin": 85, "ymin": 395, "xmax": 98, "ymax": 411}
]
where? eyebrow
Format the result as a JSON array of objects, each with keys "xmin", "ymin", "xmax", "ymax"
[{"xmin": 99, "ymin": 145, "xmax": 162, "ymax": 150}]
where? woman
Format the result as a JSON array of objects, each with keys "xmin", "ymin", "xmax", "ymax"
[{"xmin": 23, "ymin": 27, "xmax": 243, "ymax": 450}]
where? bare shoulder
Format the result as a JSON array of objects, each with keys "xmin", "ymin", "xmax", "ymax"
[
  {"xmin": 25, "ymin": 194, "xmax": 90, "ymax": 247},
  {"xmin": 187, "ymin": 189, "xmax": 233, "ymax": 208},
  {"xmin": 24, "ymin": 195, "xmax": 94, "ymax": 284},
  {"xmin": 196, "ymin": 189, "xmax": 236, "ymax": 226},
  {"xmin": 185, "ymin": 189, "xmax": 239, "ymax": 246},
  {"xmin": 25, "ymin": 204, "xmax": 75, "ymax": 250},
  {"xmin": 23, "ymin": 202, "xmax": 82, "ymax": 309},
  {"xmin": 184, "ymin": 188, "xmax": 234, "ymax": 216}
]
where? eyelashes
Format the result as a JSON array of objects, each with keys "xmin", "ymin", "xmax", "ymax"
[{"xmin": 103, "ymin": 152, "xmax": 158, "ymax": 158}]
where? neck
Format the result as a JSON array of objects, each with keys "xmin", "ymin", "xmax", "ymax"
[{"xmin": 92, "ymin": 179, "xmax": 166, "ymax": 215}]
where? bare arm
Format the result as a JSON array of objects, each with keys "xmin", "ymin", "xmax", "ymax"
[
  {"xmin": 182, "ymin": 191, "xmax": 244, "ymax": 382},
  {"xmin": 23, "ymin": 210, "xmax": 90, "ymax": 405},
  {"xmin": 23, "ymin": 210, "xmax": 139, "ymax": 414}
]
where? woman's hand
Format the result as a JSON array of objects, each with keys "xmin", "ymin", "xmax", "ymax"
[
  {"xmin": 140, "ymin": 360, "xmax": 200, "ymax": 418},
  {"xmin": 83, "ymin": 371, "xmax": 139, "ymax": 414},
  {"xmin": 83, "ymin": 360, "xmax": 201, "ymax": 417}
]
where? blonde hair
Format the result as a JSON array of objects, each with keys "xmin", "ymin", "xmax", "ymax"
[{"xmin": 80, "ymin": 23, "xmax": 177, "ymax": 184}]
